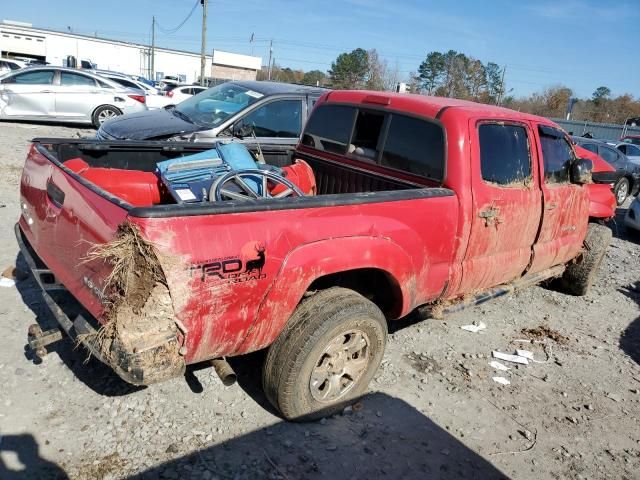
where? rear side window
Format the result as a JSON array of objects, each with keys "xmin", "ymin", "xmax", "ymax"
[
  {"xmin": 60, "ymin": 72, "xmax": 96, "ymax": 86},
  {"xmin": 382, "ymin": 114, "xmax": 445, "ymax": 181},
  {"xmin": 598, "ymin": 146, "xmax": 620, "ymax": 164},
  {"xmin": 479, "ymin": 124, "xmax": 531, "ymax": 185},
  {"xmin": 302, "ymin": 105, "xmax": 356, "ymax": 154},
  {"xmin": 11, "ymin": 70, "xmax": 54, "ymax": 84},
  {"xmin": 539, "ymin": 127, "xmax": 574, "ymax": 184},
  {"xmin": 580, "ymin": 143, "xmax": 598, "ymax": 154}
]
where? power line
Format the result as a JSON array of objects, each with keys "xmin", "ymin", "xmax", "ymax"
[{"xmin": 156, "ymin": 0, "xmax": 200, "ymax": 34}]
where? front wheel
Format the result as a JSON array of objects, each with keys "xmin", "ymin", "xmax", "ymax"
[
  {"xmin": 614, "ymin": 178, "xmax": 630, "ymax": 206},
  {"xmin": 262, "ymin": 287, "xmax": 387, "ymax": 421},
  {"xmin": 92, "ymin": 105, "xmax": 122, "ymax": 128},
  {"xmin": 558, "ymin": 223, "xmax": 612, "ymax": 296}
]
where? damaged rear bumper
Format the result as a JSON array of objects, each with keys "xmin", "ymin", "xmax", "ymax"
[{"xmin": 15, "ymin": 223, "xmax": 185, "ymax": 386}]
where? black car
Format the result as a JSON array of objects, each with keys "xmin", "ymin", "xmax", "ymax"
[
  {"xmin": 572, "ymin": 136, "xmax": 640, "ymax": 205},
  {"xmin": 97, "ymin": 80, "xmax": 327, "ymax": 164}
]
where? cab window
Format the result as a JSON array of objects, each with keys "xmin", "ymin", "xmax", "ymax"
[
  {"xmin": 479, "ymin": 123, "xmax": 531, "ymax": 186},
  {"xmin": 539, "ymin": 126, "xmax": 574, "ymax": 184}
]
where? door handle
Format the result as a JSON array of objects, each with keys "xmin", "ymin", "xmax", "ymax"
[
  {"xmin": 41, "ymin": 90, "xmax": 54, "ymax": 93},
  {"xmin": 46, "ymin": 181, "xmax": 65, "ymax": 209}
]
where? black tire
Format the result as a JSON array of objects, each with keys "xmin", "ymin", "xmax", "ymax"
[
  {"xmin": 92, "ymin": 105, "xmax": 122, "ymax": 128},
  {"xmin": 558, "ymin": 223, "xmax": 612, "ymax": 296},
  {"xmin": 262, "ymin": 287, "xmax": 387, "ymax": 421},
  {"xmin": 614, "ymin": 178, "xmax": 630, "ymax": 206}
]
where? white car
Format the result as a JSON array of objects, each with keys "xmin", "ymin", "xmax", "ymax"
[
  {"xmin": 95, "ymin": 71, "xmax": 171, "ymax": 110},
  {"xmin": 0, "ymin": 59, "xmax": 24, "ymax": 75},
  {"xmin": 612, "ymin": 141, "xmax": 640, "ymax": 165},
  {"xmin": 164, "ymin": 85, "xmax": 207, "ymax": 105},
  {"xmin": 0, "ymin": 67, "xmax": 147, "ymax": 127}
]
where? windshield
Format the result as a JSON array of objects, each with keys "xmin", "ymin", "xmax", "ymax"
[{"xmin": 175, "ymin": 83, "xmax": 264, "ymax": 128}]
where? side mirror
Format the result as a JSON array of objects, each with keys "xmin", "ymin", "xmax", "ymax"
[
  {"xmin": 571, "ymin": 158, "xmax": 593, "ymax": 184},
  {"xmin": 232, "ymin": 121, "xmax": 253, "ymax": 139}
]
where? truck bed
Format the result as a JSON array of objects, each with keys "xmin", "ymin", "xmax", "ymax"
[{"xmin": 18, "ymin": 138, "xmax": 457, "ymax": 383}]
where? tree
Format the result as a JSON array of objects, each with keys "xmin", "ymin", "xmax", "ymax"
[
  {"xmin": 592, "ymin": 86, "xmax": 611, "ymax": 105},
  {"xmin": 418, "ymin": 51, "xmax": 445, "ymax": 94},
  {"xmin": 485, "ymin": 62, "xmax": 503, "ymax": 103},
  {"xmin": 329, "ymin": 48, "xmax": 369, "ymax": 89},
  {"xmin": 302, "ymin": 70, "xmax": 327, "ymax": 87}
]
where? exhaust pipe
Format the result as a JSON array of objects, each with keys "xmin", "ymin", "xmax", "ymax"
[{"xmin": 211, "ymin": 358, "xmax": 237, "ymax": 386}]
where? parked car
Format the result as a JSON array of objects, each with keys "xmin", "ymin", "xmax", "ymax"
[
  {"xmin": 97, "ymin": 80, "xmax": 328, "ymax": 165},
  {"xmin": 94, "ymin": 70, "xmax": 171, "ymax": 110},
  {"xmin": 572, "ymin": 136, "xmax": 640, "ymax": 205},
  {"xmin": 621, "ymin": 135, "xmax": 640, "ymax": 146},
  {"xmin": 610, "ymin": 141, "xmax": 640, "ymax": 164},
  {"xmin": 624, "ymin": 197, "xmax": 640, "ymax": 233},
  {"xmin": 18, "ymin": 91, "xmax": 612, "ymax": 420},
  {"xmin": 163, "ymin": 84, "xmax": 207, "ymax": 104},
  {"xmin": 0, "ymin": 58, "xmax": 24, "ymax": 75},
  {"xmin": 0, "ymin": 67, "xmax": 148, "ymax": 127},
  {"xmin": 574, "ymin": 144, "xmax": 619, "ymax": 219}
]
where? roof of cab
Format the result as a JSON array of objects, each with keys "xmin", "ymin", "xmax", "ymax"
[{"xmin": 322, "ymin": 90, "xmax": 558, "ymax": 126}]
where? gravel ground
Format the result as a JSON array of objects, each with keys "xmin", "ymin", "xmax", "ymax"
[{"xmin": 0, "ymin": 121, "xmax": 639, "ymax": 480}]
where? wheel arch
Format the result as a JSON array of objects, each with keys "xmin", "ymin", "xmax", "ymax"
[{"xmin": 236, "ymin": 236, "xmax": 417, "ymax": 354}]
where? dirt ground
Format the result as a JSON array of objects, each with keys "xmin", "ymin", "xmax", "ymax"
[{"xmin": 0, "ymin": 121, "xmax": 639, "ymax": 480}]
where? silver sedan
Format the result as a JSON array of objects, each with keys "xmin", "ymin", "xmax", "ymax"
[{"xmin": 0, "ymin": 67, "xmax": 148, "ymax": 128}]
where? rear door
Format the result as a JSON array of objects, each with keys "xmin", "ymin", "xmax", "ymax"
[
  {"xmin": 459, "ymin": 119, "xmax": 542, "ymax": 292},
  {"xmin": 528, "ymin": 125, "xmax": 589, "ymax": 273},
  {"xmin": 53, "ymin": 71, "xmax": 101, "ymax": 121},
  {"xmin": 0, "ymin": 69, "xmax": 56, "ymax": 118}
]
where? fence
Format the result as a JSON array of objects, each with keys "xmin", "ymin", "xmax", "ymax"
[{"xmin": 551, "ymin": 118, "xmax": 640, "ymax": 141}]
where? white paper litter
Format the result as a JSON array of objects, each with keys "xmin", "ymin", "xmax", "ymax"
[
  {"xmin": 460, "ymin": 322, "xmax": 486, "ymax": 333},
  {"xmin": 0, "ymin": 277, "xmax": 15, "ymax": 288},
  {"xmin": 489, "ymin": 360, "xmax": 511, "ymax": 371},
  {"xmin": 492, "ymin": 351, "xmax": 529, "ymax": 365},
  {"xmin": 516, "ymin": 349, "xmax": 535, "ymax": 360},
  {"xmin": 492, "ymin": 376, "xmax": 511, "ymax": 385}
]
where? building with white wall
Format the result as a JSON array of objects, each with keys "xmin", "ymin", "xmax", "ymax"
[{"xmin": 0, "ymin": 20, "xmax": 261, "ymax": 84}]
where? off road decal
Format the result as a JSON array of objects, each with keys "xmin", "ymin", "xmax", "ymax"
[{"xmin": 189, "ymin": 241, "xmax": 267, "ymax": 284}]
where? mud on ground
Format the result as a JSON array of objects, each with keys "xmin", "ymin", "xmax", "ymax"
[{"xmin": 0, "ymin": 122, "xmax": 639, "ymax": 480}]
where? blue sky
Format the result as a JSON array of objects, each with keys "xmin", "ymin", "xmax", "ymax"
[{"xmin": 3, "ymin": 0, "xmax": 638, "ymax": 98}]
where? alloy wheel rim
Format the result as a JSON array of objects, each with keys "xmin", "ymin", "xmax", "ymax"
[
  {"xmin": 309, "ymin": 330, "xmax": 370, "ymax": 403},
  {"xmin": 98, "ymin": 109, "xmax": 117, "ymax": 124},
  {"xmin": 618, "ymin": 182, "xmax": 628, "ymax": 203}
]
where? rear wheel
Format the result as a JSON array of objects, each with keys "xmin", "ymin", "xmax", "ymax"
[
  {"xmin": 92, "ymin": 105, "xmax": 121, "ymax": 128},
  {"xmin": 614, "ymin": 178, "xmax": 630, "ymax": 206},
  {"xmin": 558, "ymin": 223, "xmax": 612, "ymax": 296},
  {"xmin": 262, "ymin": 287, "xmax": 387, "ymax": 421}
]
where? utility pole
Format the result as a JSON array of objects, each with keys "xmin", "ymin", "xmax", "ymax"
[
  {"xmin": 200, "ymin": 0, "xmax": 208, "ymax": 86},
  {"xmin": 497, "ymin": 65, "xmax": 506, "ymax": 106},
  {"xmin": 151, "ymin": 16, "xmax": 155, "ymax": 81},
  {"xmin": 267, "ymin": 39, "xmax": 273, "ymax": 80}
]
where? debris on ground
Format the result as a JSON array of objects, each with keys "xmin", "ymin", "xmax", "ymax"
[
  {"xmin": 492, "ymin": 351, "xmax": 529, "ymax": 365},
  {"xmin": 489, "ymin": 360, "xmax": 511, "ymax": 371},
  {"xmin": 460, "ymin": 321, "xmax": 487, "ymax": 333},
  {"xmin": 520, "ymin": 325, "xmax": 569, "ymax": 344},
  {"xmin": 492, "ymin": 376, "xmax": 511, "ymax": 385}
]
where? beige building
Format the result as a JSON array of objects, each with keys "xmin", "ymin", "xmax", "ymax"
[{"xmin": 0, "ymin": 20, "xmax": 261, "ymax": 84}]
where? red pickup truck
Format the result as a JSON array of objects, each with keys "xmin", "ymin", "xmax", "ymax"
[{"xmin": 18, "ymin": 91, "xmax": 614, "ymax": 420}]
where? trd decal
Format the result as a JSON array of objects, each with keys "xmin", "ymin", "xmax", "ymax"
[{"xmin": 190, "ymin": 242, "xmax": 267, "ymax": 284}]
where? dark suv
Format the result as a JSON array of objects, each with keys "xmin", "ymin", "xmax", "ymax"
[{"xmin": 573, "ymin": 136, "xmax": 640, "ymax": 205}]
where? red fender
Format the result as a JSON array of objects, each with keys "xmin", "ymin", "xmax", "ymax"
[{"xmin": 236, "ymin": 236, "xmax": 417, "ymax": 353}]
